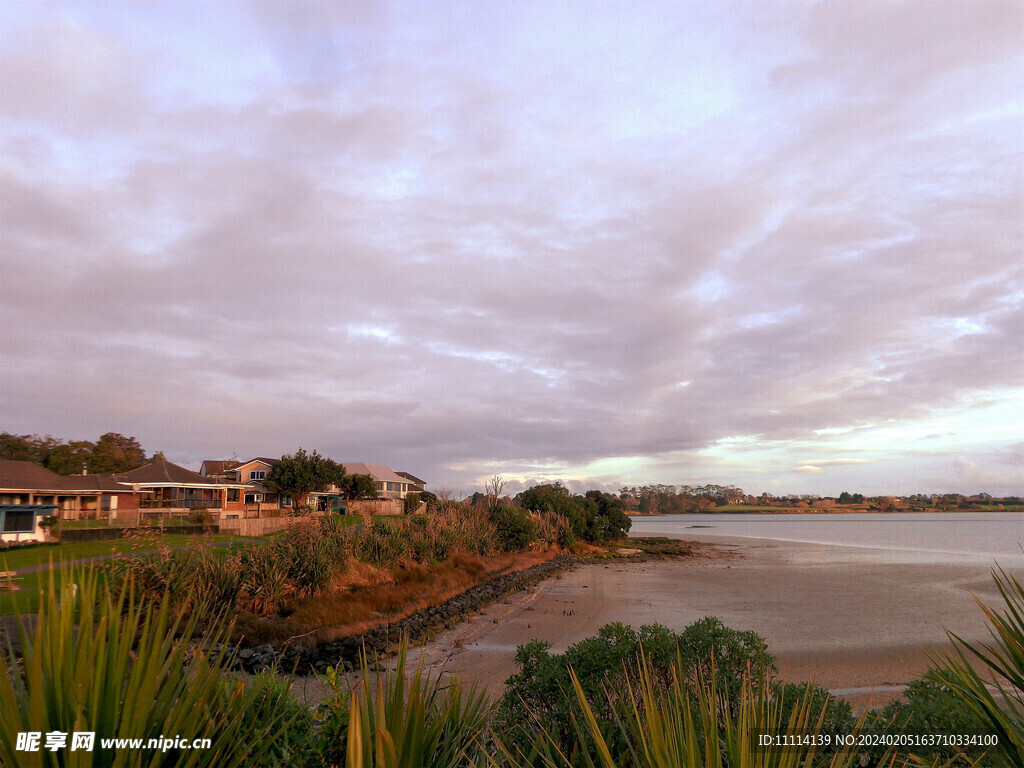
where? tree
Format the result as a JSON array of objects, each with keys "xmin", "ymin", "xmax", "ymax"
[
  {"xmin": 263, "ymin": 449, "xmax": 346, "ymax": 510},
  {"xmin": 46, "ymin": 441, "xmax": 97, "ymax": 475},
  {"xmin": 91, "ymin": 433, "xmax": 147, "ymax": 474},
  {"xmin": 0, "ymin": 433, "xmax": 61, "ymax": 465},
  {"xmin": 337, "ymin": 473, "xmax": 377, "ymax": 501},
  {"xmin": 484, "ymin": 475, "xmax": 506, "ymax": 507}
]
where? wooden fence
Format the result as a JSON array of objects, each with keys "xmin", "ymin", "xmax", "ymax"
[
  {"xmin": 347, "ymin": 498, "xmax": 405, "ymax": 516},
  {"xmin": 217, "ymin": 516, "xmax": 301, "ymax": 537}
]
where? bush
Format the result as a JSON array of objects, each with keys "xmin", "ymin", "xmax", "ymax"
[
  {"xmin": 490, "ymin": 506, "xmax": 537, "ymax": 551},
  {"xmin": 497, "ymin": 619, "xmax": 776, "ymax": 761},
  {"xmin": 404, "ymin": 491, "xmax": 421, "ymax": 514},
  {"xmin": 870, "ymin": 680, "xmax": 978, "ymax": 766},
  {"xmin": 187, "ymin": 507, "xmax": 213, "ymax": 524}
]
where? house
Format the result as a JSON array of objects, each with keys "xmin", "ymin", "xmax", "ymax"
[
  {"xmin": 1, "ymin": 503, "xmax": 59, "ymax": 543},
  {"xmin": 0, "ymin": 459, "xmax": 138, "ymax": 521},
  {"xmin": 114, "ymin": 458, "xmax": 247, "ymax": 514},
  {"xmin": 201, "ymin": 457, "xmax": 289, "ymax": 512},
  {"xmin": 199, "ymin": 459, "xmax": 241, "ymax": 480},
  {"xmin": 396, "ymin": 471, "xmax": 427, "ymax": 493},
  {"xmin": 342, "ymin": 463, "xmax": 420, "ymax": 500}
]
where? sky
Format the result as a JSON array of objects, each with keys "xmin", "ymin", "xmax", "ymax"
[{"xmin": 1, "ymin": 1, "xmax": 1021, "ymax": 498}]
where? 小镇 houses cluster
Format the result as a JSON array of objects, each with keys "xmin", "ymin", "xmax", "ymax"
[{"xmin": 0, "ymin": 455, "xmax": 426, "ymax": 543}]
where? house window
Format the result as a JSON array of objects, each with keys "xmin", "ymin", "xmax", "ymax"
[
  {"xmin": 386, "ymin": 482, "xmax": 402, "ymax": 492},
  {"xmin": 2, "ymin": 508, "xmax": 36, "ymax": 533},
  {"xmin": 244, "ymin": 493, "xmax": 262, "ymax": 504},
  {"xmin": 375, "ymin": 482, "xmax": 384, "ymax": 491},
  {"xmin": 249, "ymin": 470, "xmax": 266, "ymax": 481},
  {"xmin": 281, "ymin": 495, "xmax": 292, "ymax": 507},
  {"xmin": 227, "ymin": 489, "xmax": 239, "ymax": 502}
]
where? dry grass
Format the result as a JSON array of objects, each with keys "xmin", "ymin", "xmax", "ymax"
[{"xmin": 235, "ymin": 548, "xmax": 562, "ymax": 647}]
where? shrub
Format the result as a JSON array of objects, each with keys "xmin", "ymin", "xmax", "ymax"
[
  {"xmin": 404, "ymin": 491, "xmax": 421, "ymax": 514},
  {"xmin": 498, "ymin": 656, "xmax": 881, "ymax": 768},
  {"xmin": 490, "ymin": 505, "xmax": 537, "ymax": 551},
  {"xmin": 497, "ymin": 619, "xmax": 776, "ymax": 762},
  {"xmin": 870, "ymin": 680, "xmax": 978, "ymax": 766},
  {"xmin": 187, "ymin": 507, "xmax": 212, "ymax": 524}
]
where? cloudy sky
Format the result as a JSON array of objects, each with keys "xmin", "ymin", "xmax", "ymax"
[{"xmin": 1, "ymin": 1, "xmax": 1021, "ymax": 497}]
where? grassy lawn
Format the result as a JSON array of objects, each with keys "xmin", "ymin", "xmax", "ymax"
[
  {"xmin": 0, "ymin": 535, "xmax": 256, "ymax": 616},
  {"xmin": 59, "ymin": 518, "xmax": 211, "ymax": 530},
  {"xmin": 0, "ymin": 534, "xmax": 250, "ymax": 572}
]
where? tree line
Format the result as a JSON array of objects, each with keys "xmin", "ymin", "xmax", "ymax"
[{"xmin": 0, "ymin": 432, "xmax": 155, "ymax": 475}]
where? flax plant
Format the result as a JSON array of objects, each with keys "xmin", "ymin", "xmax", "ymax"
[
  {"xmin": 311, "ymin": 640, "xmax": 492, "ymax": 767},
  {"xmin": 927, "ymin": 565, "xmax": 1024, "ymax": 767},
  {"xmin": 0, "ymin": 566, "xmax": 299, "ymax": 767}
]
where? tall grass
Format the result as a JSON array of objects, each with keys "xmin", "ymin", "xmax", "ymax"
[{"xmin": 0, "ymin": 566, "xmax": 303, "ymax": 767}]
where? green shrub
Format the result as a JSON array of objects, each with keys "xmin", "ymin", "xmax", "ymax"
[
  {"xmin": 496, "ymin": 657, "xmax": 880, "ymax": 768},
  {"xmin": 497, "ymin": 619, "xmax": 776, "ymax": 762},
  {"xmin": 404, "ymin": 491, "xmax": 422, "ymax": 514},
  {"xmin": 869, "ymin": 680, "xmax": 978, "ymax": 766},
  {"xmin": 490, "ymin": 506, "xmax": 537, "ymax": 551}
]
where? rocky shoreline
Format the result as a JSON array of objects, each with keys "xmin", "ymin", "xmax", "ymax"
[{"xmin": 230, "ymin": 554, "xmax": 576, "ymax": 675}]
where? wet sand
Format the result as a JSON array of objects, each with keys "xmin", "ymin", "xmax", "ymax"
[{"xmin": 398, "ymin": 535, "xmax": 1007, "ymax": 709}]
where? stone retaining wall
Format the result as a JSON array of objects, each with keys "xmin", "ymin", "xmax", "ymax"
[{"xmin": 232, "ymin": 554, "xmax": 575, "ymax": 675}]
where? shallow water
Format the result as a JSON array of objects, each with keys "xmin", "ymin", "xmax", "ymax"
[{"xmin": 629, "ymin": 512, "xmax": 1024, "ymax": 566}]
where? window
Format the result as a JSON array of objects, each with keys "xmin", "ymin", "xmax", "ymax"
[
  {"xmin": 244, "ymin": 493, "xmax": 262, "ymax": 504},
  {"xmin": 227, "ymin": 489, "xmax": 239, "ymax": 502},
  {"xmin": 281, "ymin": 495, "xmax": 292, "ymax": 507},
  {"xmin": 2, "ymin": 508, "xmax": 36, "ymax": 533},
  {"xmin": 249, "ymin": 470, "xmax": 265, "ymax": 481},
  {"xmin": 386, "ymin": 482, "xmax": 402, "ymax": 492}
]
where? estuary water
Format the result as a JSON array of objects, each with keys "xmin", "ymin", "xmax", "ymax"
[{"xmin": 629, "ymin": 512, "xmax": 1024, "ymax": 566}]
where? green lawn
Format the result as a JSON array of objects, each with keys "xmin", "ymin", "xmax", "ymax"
[
  {"xmin": 0, "ymin": 535, "xmax": 256, "ymax": 616},
  {"xmin": 0, "ymin": 534, "xmax": 249, "ymax": 572},
  {"xmin": 59, "ymin": 518, "xmax": 211, "ymax": 530}
]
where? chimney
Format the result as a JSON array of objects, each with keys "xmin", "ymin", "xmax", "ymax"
[{"xmin": 81, "ymin": 463, "xmax": 87, "ymax": 476}]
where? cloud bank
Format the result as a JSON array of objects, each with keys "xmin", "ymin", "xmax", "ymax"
[{"xmin": 1, "ymin": 1, "xmax": 1021, "ymax": 496}]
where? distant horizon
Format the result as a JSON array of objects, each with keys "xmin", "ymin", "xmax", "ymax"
[
  {"xmin": 1, "ymin": 430, "xmax": 1017, "ymax": 501},
  {"xmin": 1, "ymin": 2, "xmax": 1020, "ymax": 499}
]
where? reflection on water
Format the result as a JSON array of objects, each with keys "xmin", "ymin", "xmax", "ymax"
[{"xmin": 629, "ymin": 512, "xmax": 1024, "ymax": 566}]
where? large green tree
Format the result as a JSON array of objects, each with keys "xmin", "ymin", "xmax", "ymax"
[
  {"xmin": 46, "ymin": 441, "xmax": 97, "ymax": 475},
  {"xmin": 263, "ymin": 448, "xmax": 346, "ymax": 510},
  {"xmin": 91, "ymin": 433, "xmax": 147, "ymax": 473},
  {"xmin": 0, "ymin": 433, "xmax": 60, "ymax": 465},
  {"xmin": 337, "ymin": 473, "xmax": 377, "ymax": 501}
]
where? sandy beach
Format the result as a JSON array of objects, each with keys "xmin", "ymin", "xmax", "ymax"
[{"xmin": 396, "ymin": 535, "xmax": 1007, "ymax": 709}]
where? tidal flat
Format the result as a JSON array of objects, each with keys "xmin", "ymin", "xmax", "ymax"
[{"xmin": 397, "ymin": 535, "xmax": 1006, "ymax": 710}]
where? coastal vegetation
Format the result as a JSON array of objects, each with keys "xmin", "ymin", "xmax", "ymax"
[{"xmin": 4, "ymin": 560, "xmax": 1018, "ymax": 767}]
